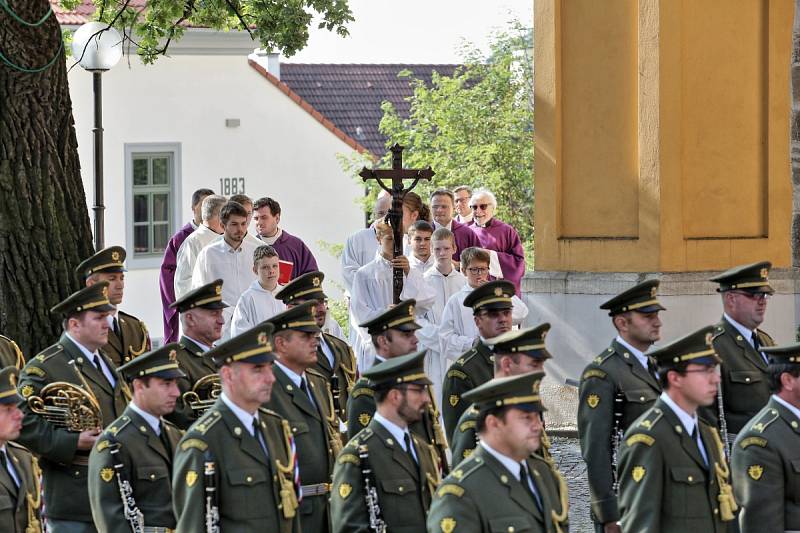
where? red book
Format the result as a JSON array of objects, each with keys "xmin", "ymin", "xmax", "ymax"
[{"xmin": 278, "ymin": 260, "xmax": 294, "ymax": 285}]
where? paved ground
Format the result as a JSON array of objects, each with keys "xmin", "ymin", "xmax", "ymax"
[{"xmin": 549, "ymin": 436, "xmax": 593, "ymax": 532}]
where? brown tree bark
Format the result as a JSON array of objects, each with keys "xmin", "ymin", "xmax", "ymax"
[{"xmin": 0, "ymin": 0, "xmax": 94, "ymax": 356}]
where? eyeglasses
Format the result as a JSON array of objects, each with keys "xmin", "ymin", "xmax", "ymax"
[
  {"xmin": 732, "ymin": 291, "xmax": 771, "ymax": 301},
  {"xmin": 467, "ymin": 267, "xmax": 489, "ymax": 274},
  {"xmin": 399, "ymin": 385, "xmax": 426, "ymax": 395},
  {"xmin": 470, "ymin": 203, "xmax": 490, "ymax": 211}
]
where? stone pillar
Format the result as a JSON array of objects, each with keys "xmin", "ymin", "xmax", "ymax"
[{"xmin": 531, "ymin": 0, "xmax": 799, "ymax": 422}]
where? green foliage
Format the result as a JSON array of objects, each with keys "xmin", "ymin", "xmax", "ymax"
[
  {"xmin": 358, "ymin": 22, "xmax": 534, "ymax": 263},
  {"xmin": 316, "ymin": 239, "xmax": 344, "ymax": 260},
  {"xmin": 62, "ymin": 0, "xmax": 353, "ymax": 64},
  {"xmin": 327, "ymin": 296, "xmax": 349, "ymax": 339}
]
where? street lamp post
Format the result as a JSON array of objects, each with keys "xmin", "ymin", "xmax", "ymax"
[{"xmin": 71, "ymin": 22, "xmax": 122, "ymax": 251}]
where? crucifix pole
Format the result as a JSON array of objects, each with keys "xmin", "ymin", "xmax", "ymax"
[{"xmin": 360, "ymin": 144, "xmax": 434, "ymax": 303}]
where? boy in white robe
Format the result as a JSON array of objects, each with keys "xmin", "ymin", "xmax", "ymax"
[
  {"xmin": 419, "ymin": 228, "xmax": 466, "ymax": 402},
  {"xmin": 438, "ymin": 246, "xmax": 528, "ymax": 366},
  {"xmin": 351, "ymin": 221, "xmax": 435, "ymax": 371},
  {"xmin": 230, "ymin": 245, "xmax": 286, "ymax": 336}
]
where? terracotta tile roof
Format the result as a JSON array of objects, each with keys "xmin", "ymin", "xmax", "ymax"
[
  {"xmin": 53, "ymin": 0, "xmax": 146, "ymax": 25},
  {"xmin": 278, "ymin": 63, "xmax": 460, "ymax": 157}
]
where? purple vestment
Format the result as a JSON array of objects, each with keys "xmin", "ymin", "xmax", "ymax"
[
  {"xmin": 160, "ymin": 221, "xmax": 195, "ymax": 342},
  {"xmin": 469, "ymin": 217, "xmax": 526, "ymax": 295},
  {"xmin": 269, "ymin": 229, "xmax": 318, "ymax": 280},
  {"xmin": 449, "ymin": 219, "xmax": 482, "ymax": 261}
]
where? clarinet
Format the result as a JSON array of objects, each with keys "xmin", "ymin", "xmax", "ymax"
[
  {"xmin": 717, "ymin": 380, "xmax": 731, "ymax": 459},
  {"xmin": 358, "ymin": 444, "xmax": 387, "ymax": 533},
  {"xmin": 107, "ymin": 436, "xmax": 145, "ymax": 533},
  {"xmin": 331, "ymin": 374, "xmax": 342, "ymax": 417},
  {"xmin": 204, "ymin": 451, "xmax": 220, "ymax": 533},
  {"xmin": 611, "ymin": 390, "xmax": 624, "ymax": 493}
]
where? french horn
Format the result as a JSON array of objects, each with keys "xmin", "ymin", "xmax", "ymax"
[
  {"xmin": 27, "ymin": 382, "xmax": 102, "ymax": 432},
  {"xmin": 182, "ymin": 374, "xmax": 221, "ymax": 415}
]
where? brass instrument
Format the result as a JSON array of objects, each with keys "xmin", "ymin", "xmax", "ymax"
[
  {"xmin": 182, "ymin": 374, "xmax": 222, "ymax": 415},
  {"xmin": 709, "ymin": 428, "xmax": 738, "ymax": 521},
  {"xmin": 27, "ymin": 381, "xmax": 102, "ymax": 431}
]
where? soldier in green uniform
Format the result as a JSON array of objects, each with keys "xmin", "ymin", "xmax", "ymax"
[
  {"xmin": 88, "ymin": 343, "xmax": 185, "ymax": 532},
  {"xmin": 77, "ymin": 246, "xmax": 151, "ymax": 367},
  {"xmin": 427, "ymin": 371, "xmax": 566, "ymax": 533},
  {"xmin": 0, "ymin": 335, "xmax": 24, "ymax": 370},
  {"xmin": 276, "ymin": 271, "xmax": 357, "ymax": 426},
  {"xmin": 347, "ymin": 299, "xmax": 421, "ymax": 439},
  {"xmin": 577, "ymin": 279, "xmax": 665, "ymax": 533},
  {"xmin": 731, "ymin": 343, "xmax": 800, "ymax": 532},
  {"xmin": 441, "ymin": 280, "xmax": 517, "ymax": 441},
  {"xmin": 16, "ymin": 282, "xmax": 130, "ymax": 532},
  {"xmin": 0, "ymin": 368, "xmax": 42, "ymax": 533},
  {"xmin": 172, "ymin": 322, "xmax": 301, "ymax": 531},
  {"xmin": 705, "ymin": 261, "xmax": 775, "ymax": 445},
  {"xmin": 618, "ymin": 325, "xmax": 736, "ymax": 533},
  {"xmin": 265, "ymin": 302, "xmax": 339, "ymax": 532},
  {"xmin": 346, "ymin": 300, "xmax": 449, "ymax": 474},
  {"xmin": 450, "ymin": 323, "xmax": 552, "ymax": 464},
  {"xmin": 331, "ymin": 351, "xmax": 440, "ymax": 532},
  {"xmin": 166, "ymin": 279, "xmax": 227, "ymax": 428}
]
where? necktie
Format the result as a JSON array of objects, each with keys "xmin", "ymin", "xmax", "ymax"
[
  {"xmin": 691, "ymin": 426, "xmax": 709, "ymax": 467},
  {"xmin": 519, "ymin": 463, "xmax": 542, "ymax": 512},
  {"xmin": 1, "ymin": 450, "xmax": 19, "ymax": 492},
  {"xmin": 252, "ymin": 418, "xmax": 270, "ymax": 459},
  {"xmin": 403, "ymin": 432, "xmax": 418, "ymax": 464},
  {"xmin": 646, "ymin": 357, "xmax": 659, "ymax": 381},
  {"xmin": 300, "ymin": 377, "xmax": 316, "ymax": 408},
  {"xmin": 113, "ymin": 317, "xmax": 120, "ymax": 337},
  {"xmin": 93, "ymin": 354, "xmax": 115, "ymax": 388},
  {"xmin": 158, "ymin": 423, "xmax": 172, "ymax": 456},
  {"xmin": 751, "ymin": 332, "xmax": 768, "ymax": 364}
]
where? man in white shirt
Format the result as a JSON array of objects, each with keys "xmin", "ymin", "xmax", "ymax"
[
  {"xmin": 453, "ymin": 185, "xmax": 473, "ymax": 224},
  {"xmin": 341, "ymin": 192, "xmax": 390, "ymax": 346},
  {"xmin": 439, "ymin": 247, "xmax": 528, "ymax": 367},
  {"xmin": 408, "ymin": 220, "xmax": 435, "ymax": 273},
  {"xmin": 191, "ymin": 201, "xmax": 260, "ymax": 339},
  {"xmin": 231, "ymin": 245, "xmax": 286, "ymax": 337},
  {"xmin": 419, "ymin": 228, "xmax": 466, "ymax": 402},
  {"xmin": 174, "ymin": 194, "xmax": 226, "ymax": 300},
  {"xmin": 350, "ymin": 221, "xmax": 435, "ymax": 370}
]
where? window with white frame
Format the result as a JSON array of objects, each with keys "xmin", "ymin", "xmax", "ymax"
[{"xmin": 125, "ymin": 144, "xmax": 181, "ymax": 268}]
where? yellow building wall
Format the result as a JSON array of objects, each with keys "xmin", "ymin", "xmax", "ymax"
[{"xmin": 534, "ymin": 0, "xmax": 793, "ymax": 272}]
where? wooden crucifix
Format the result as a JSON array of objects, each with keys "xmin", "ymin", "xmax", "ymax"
[{"xmin": 360, "ymin": 144, "xmax": 434, "ymax": 303}]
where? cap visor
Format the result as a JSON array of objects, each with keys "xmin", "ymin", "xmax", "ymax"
[
  {"xmin": 201, "ymin": 301, "xmax": 229, "ymax": 310},
  {"xmin": 409, "ymin": 377, "xmax": 433, "ymax": 386},
  {"xmin": 474, "ymin": 301, "xmax": 513, "ymax": 313},
  {"xmin": 94, "ymin": 303, "xmax": 116, "ymax": 313},
  {"xmin": 636, "ymin": 303, "xmax": 666, "ymax": 314},
  {"xmin": 148, "ymin": 368, "xmax": 187, "ymax": 380},
  {"xmin": 394, "ymin": 321, "xmax": 422, "ymax": 332},
  {"xmin": 511, "ymin": 402, "xmax": 547, "ymax": 413},
  {"xmin": 0, "ymin": 394, "xmax": 19, "ymax": 405}
]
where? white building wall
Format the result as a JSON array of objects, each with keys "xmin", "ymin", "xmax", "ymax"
[{"xmin": 67, "ymin": 46, "xmax": 364, "ymax": 342}]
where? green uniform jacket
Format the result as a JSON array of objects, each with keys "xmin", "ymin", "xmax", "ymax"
[
  {"xmin": 450, "ymin": 405, "xmax": 480, "ymax": 465},
  {"xmin": 316, "ymin": 332, "xmax": 358, "ymax": 423},
  {"xmin": 703, "ymin": 318, "xmax": 774, "ymax": 434},
  {"xmin": 346, "ymin": 370, "xmax": 448, "ymax": 474},
  {"xmin": 0, "ymin": 442, "xmax": 41, "ymax": 533},
  {"xmin": 104, "ymin": 310, "xmax": 151, "ymax": 368},
  {"xmin": 618, "ymin": 398, "xmax": 730, "ymax": 533},
  {"xmin": 331, "ymin": 419, "xmax": 438, "ymax": 532},
  {"xmin": 172, "ymin": 398, "xmax": 301, "ymax": 532},
  {"xmin": 427, "ymin": 444, "xmax": 564, "ymax": 533},
  {"xmin": 264, "ymin": 366, "xmax": 337, "ymax": 531},
  {"xmin": 16, "ymin": 334, "xmax": 129, "ymax": 522},
  {"xmin": 441, "ymin": 341, "xmax": 493, "ymax": 441},
  {"xmin": 731, "ymin": 396, "xmax": 800, "ymax": 532},
  {"xmin": 88, "ymin": 406, "xmax": 183, "ymax": 532},
  {"xmin": 576, "ymin": 340, "xmax": 661, "ymax": 524},
  {"xmin": 167, "ymin": 336, "xmax": 215, "ymax": 429},
  {"xmin": 0, "ymin": 335, "xmax": 24, "ymax": 370}
]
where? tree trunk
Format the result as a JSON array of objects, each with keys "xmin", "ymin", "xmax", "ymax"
[{"xmin": 0, "ymin": 0, "xmax": 94, "ymax": 356}]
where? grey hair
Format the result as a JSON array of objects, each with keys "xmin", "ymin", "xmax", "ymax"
[
  {"xmin": 470, "ymin": 188, "xmax": 497, "ymax": 209},
  {"xmin": 201, "ymin": 195, "xmax": 227, "ymax": 222}
]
